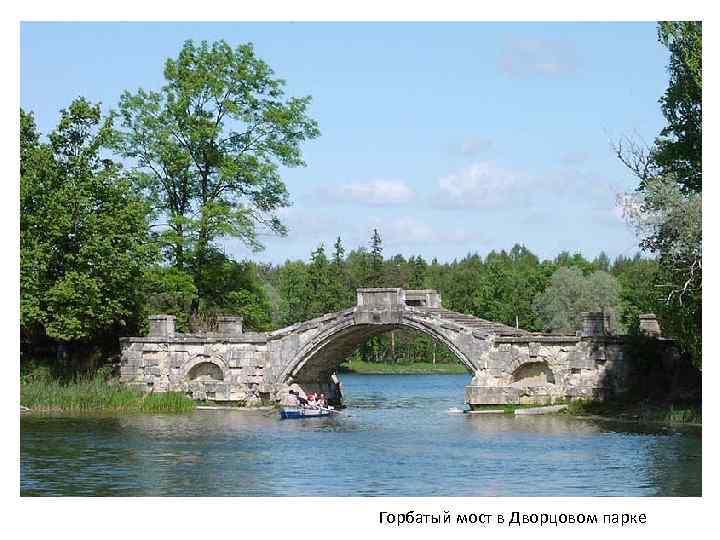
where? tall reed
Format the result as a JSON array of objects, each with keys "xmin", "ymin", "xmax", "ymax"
[{"xmin": 21, "ymin": 368, "xmax": 194, "ymax": 413}]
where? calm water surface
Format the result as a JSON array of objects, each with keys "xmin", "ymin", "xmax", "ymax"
[{"xmin": 21, "ymin": 374, "xmax": 701, "ymax": 496}]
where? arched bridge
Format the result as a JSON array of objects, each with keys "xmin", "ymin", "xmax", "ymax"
[
  {"xmin": 120, "ymin": 288, "xmax": 638, "ymax": 407},
  {"xmin": 270, "ymin": 288, "xmax": 528, "ymax": 385}
]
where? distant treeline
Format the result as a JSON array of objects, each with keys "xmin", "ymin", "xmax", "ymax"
[{"xmin": 256, "ymin": 232, "xmax": 666, "ymax": 365}]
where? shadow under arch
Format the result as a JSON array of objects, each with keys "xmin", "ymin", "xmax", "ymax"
[
  {"xmin": 279, "ymin": 317, "xmax": 477, "ymax": 387},
  {"xmin": 183, "ymin": 355, "xmax": 230, "ymax": 382},
  {"xmin": 510, "ymin": 360, "xmax": 556, "ymax": 386}
]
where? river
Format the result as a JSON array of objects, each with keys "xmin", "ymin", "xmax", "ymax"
[{"xmin": 20, "ymin": 373, "xmax": 701, "ymax": 496}]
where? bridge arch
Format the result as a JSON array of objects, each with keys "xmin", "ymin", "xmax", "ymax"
[
  {"xmin": 278, "ymin": 313, "xmax": 478, "ymax": 386},
  {"xmin": 183, "ymin": 355, "xmax": 230, "ymax": 382}
]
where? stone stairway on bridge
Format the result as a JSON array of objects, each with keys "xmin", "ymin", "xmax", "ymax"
[{"xmin": 408, "ymin": 306, "xmax": 529, "ymax": 338}]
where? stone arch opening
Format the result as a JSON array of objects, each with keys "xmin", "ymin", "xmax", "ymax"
[
  {"xmin": 510, "ymin": 361, "xmax": 555, "ymax": 387},
  {"xmin": 281, "ymin": 319, "xmax": 477, "ymax": 392},
  {"xmin": 187, "ymin": 360, "xmax": 225, "ymax": 382}
]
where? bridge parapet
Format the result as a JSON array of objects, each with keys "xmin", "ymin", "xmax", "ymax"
[
  {"xmin": 404, "ymin": 289, "xmax": 442, "ymax": 308},
  {"xmin": 356, "ymin": 287, "xmax": 406, "ymax": 307},
  {"xmin": 355, "ymin": 288, "xmax": 404, "ymax": 325},
  {"xmin": 355, "ymin": 288, "xmax": 443, "ymax": 309}
]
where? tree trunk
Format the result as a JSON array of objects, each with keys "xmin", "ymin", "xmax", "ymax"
[{"xmin": 175, "ymin": 222, "xmax": 184, "ymax": 271}]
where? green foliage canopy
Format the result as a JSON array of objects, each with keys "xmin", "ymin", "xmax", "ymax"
[
  {"xmin": 116, "ymin": 39, "xmax": 321, "ymax": 289},
  {"xmin": 20, "ymin": 100, "xmax": 157, "ymax": 345},
  {"xmin": 654, "ymin": 21, "xmax": 702, "ymax": 193},
  {"xmin": 532, "ymin": 267, "xmax": 621, "ymax": 334}
]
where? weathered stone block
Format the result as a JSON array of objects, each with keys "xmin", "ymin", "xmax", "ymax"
[{"xmin": 465, "ymin": 385, "xmax": 522, "ymax": 405}]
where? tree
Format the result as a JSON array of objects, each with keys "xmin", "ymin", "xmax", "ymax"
[
  {"xmin": 191, "ymin": 249, "xmax": 273, "ymax": 331},
  {"xmin": 277, "ymin": 261, "xmax": 309, "ymax": 326},
  {"xmin": 593, "ymin": 251, "xmax": 611, "ymax": 272},
  {"xmin": 554, "ymin": 251, "xmax": 594, "ymax": 274},
  {"xmin": 616, "ymin": 22, "xmax": 702, "ymax": 364},
  {"xmin": 116, "ymin": 39, "xmax": 320, "ymax": 310},
  {"xmin": 329, "ymin": 236, "xmax": 353, "ymax": 310},
  {"xmin": 533, "ymin": 267, "xmax": 621, "ymax": 334},
  {"xmin": 332, "ymin": 236, "xmax": 345, "ymax": 268},
  {"xmin": 613, "ymin": 255, "xmax": 661, "ymax": 334},
  {"xmin": 306, "ymin": 243, "xmax": 334, "ymax": 318},
  {"xmin": 622, "ymin": 176, "xmax": 701, "ymax": 359},
  {"xmin": 653, "ymin": 22, "xmax": 702, "ymax": 193},
  {"xmin": 409, "ymin": 255, "xmax": 427, "ymax": 289},
  {"xmin": 368, "ymin": 229, "xmax": 383, "ymax": 286},
  {"xmin": 20, "ymin": 100, "xmax": 157, "ymax": 356}
]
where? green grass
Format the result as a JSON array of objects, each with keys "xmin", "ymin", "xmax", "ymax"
[
  {"xmin": 340, "ymin": 359, "xmax": 469, "ymax": 374},
  {"xmin": 20, "ymin": 368, "xmax": 195, "ymax": 414},
  {"xmin": 564, "ymin": 399, "xmax": 701, "ymax": 425}
]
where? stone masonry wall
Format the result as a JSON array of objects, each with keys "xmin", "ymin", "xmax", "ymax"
[
  {"xmin": 119, "ymin": 335, "xmax": 270, "ymax": 405},
  {"xmin": 119, "ymin": 292, "xmax": 676, "ymax": 407},
  {"xmin": 464, "ymin": 336, "xmax": 632, "ymax": 406}
]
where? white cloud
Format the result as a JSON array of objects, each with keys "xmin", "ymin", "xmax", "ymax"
[
  {"xmin": 499, "ymin": 38, "xmax": 579, "ymax": 79},
  {"xmin": 433, "ymin": 161, "xmax": 527, "ymax": 209},
  {"xmin": 324, "ymin": 179, "xmax": 415, "ymax": 206}
]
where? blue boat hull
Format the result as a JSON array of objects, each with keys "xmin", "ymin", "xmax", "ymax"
[{"xmin": 279, "ymin": 407, "xmax": 335, "ymax": 419}]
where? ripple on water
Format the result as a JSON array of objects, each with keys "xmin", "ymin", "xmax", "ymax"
[{"xmin": 20, "ymin": 374, "xmax": 701, "ymax": 496}]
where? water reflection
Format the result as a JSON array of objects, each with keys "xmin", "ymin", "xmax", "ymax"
[{"xmin": 21, "ymin": 374, "xmax": 701, "ymax": 496}]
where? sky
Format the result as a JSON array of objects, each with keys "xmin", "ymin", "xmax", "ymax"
[{"xmin": 20, "ymin": 21, "xmax": 670, "ymax": 265}]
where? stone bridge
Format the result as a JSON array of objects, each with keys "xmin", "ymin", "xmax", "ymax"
[{"xmin": 120, "ymin": 288, "xmax": 651, "ymax": 407}]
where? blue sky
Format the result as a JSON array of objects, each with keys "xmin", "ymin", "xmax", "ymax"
[{"xmin": 21, "ymin": 22, "xmax": 669, "ymax": 265}]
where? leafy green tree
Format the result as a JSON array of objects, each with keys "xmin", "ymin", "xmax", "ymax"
[
  {"xmin": 116, "ymin": 39, "xmax": 320, "ymax": 309},
  {"xmin": 143, "ymin": 266, "xmax": 197, "ymax": 333},
  {"xmin": 533, "ymin": 267, "xmax": 621, "ymax": 334},
  {"xmin": 653, "ymin": 21, "xmax": 702, "ymax": 193},
  {"xmin": 593, "ymin": 251, "xmax": 611, "ymax": 272},
  {"xmin": 192, "ymin": 249, "xmax": 273, "ymax": 331},
  {"xmin": 623, "ymin": 176, "xmax": 701, "ymax": 360},
  {"xmin": 385, "ymin": 253, "xmax": 410, "ymax": 288},
  {"xmin": 329, "ymin": 236, "xmax": 353, "ymax": 310},
  {"xmin": 408, "ymin": 255, "xmax": 428, "ymax": 289},
  {"xmin": 616, "ymin": 22, "xmax": 702, "ymax": 364},
  {"xmin": 277, "ymin": 260, "xmax": 309, "ymax": 326},
  {"xmin": 554, "ymin": 251, "xmax": 594, "ymax": 274},
  {"xmin": 613, "ymin": 256, "xmax": 661, "ymax": 334},
  {"xmin": 332, "ymin": 236, "xmax": 345, "ymax": 268},
  {"xmin": 20, "ymin": 100, "xmax": 157, "ymax": 355},
  {"xmin": 306, "ymin": 243, "xmax": 335, "ymax": 318}
]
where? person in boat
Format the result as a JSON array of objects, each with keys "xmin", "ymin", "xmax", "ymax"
[
  {"xmin": 289, "ymin": 389, "xmax": 309, "ymax": 407},
  {"xmin": 328, "ymin": 370, "xmax": 344, "ymax": 408},
  {"xmin": 317, "ymin": 393, "xmax": 327, "ymax": 408},
  {"xmin": 309, "ymin": 392, "xmax": 324, "ymax": 409},
  {"xmin": 289, "ymin": 382, "xmax": 308, "ymax": 401},
  {"xmin": 285, "ymin": 390, "xmax": 299, "ymax": 407}
]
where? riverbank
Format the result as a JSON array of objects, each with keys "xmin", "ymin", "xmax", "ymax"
[
  {"xmin": 20, "ymin": 370, "xmax": 195, "ymax": 414},
  {"xmin": 563, "ymin": 399, "xmax": 701, "ymax": 426},
  {"xmin": 339, "ymin": 359, "xmax": 468, "ymax": 374},
  {"xmin": 468, "ymin": 399, "xmax": 701, "ymax": 426}
]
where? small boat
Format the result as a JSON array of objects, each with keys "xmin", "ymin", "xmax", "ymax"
[{"xmin": 279, "ymin": 406, "xmax": 338, "ymax": 419}]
